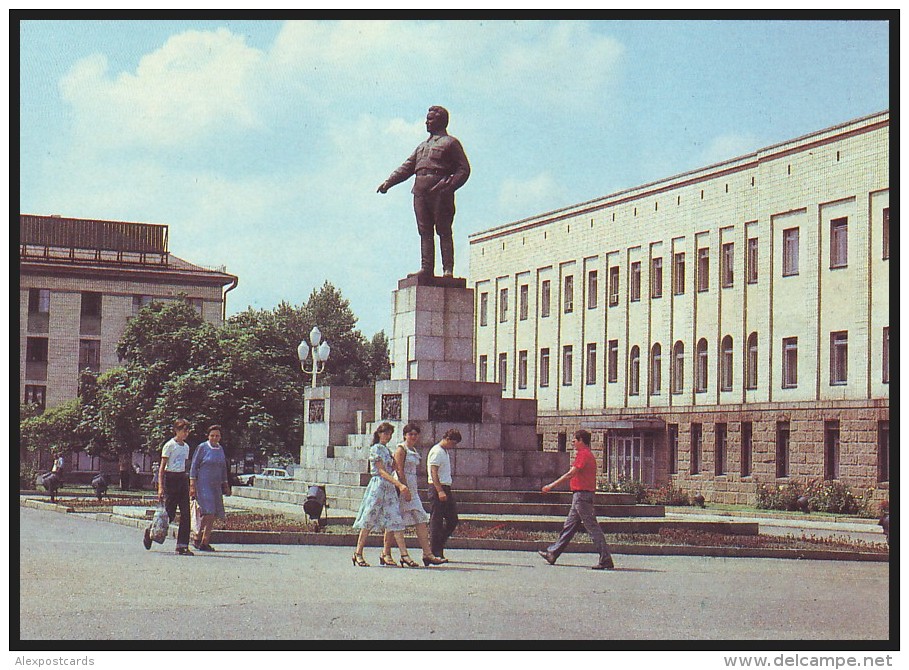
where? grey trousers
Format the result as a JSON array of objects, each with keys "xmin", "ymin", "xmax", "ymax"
[{"xmin": 547, "ymin": 491, "xmax": 613, "ymax": 564}]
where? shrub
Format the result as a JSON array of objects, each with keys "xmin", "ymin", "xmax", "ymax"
[
  {"xmin": 604, "ymin": 475, "xmax": 650, "ymax": 503},
  {"xmin": 755, "ymin": 480, "xmax": 804, "ymax": 511},
  {"xmin": 649, "ymin": 482, "xmax": 691, "ymax": 506},
  {"xmin": 803, "ymin": 479, "xmax": 859, "ymax": 514}
]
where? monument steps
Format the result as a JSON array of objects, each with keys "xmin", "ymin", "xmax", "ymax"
[{"xmin": 237, "ymin": 481, "xmax": 662, "ymax": 518}]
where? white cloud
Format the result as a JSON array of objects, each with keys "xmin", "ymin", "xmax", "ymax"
[
  {"xmin": 699, "ymin": 133, "xmax": 761, "ymax": 166},
  {"xmin": 59, "ymin": 28, "xmax": 266, "ymax": 151},
  {"xmin": 497, "ymin": 172, "xmax": 565, "ymax": 221}
]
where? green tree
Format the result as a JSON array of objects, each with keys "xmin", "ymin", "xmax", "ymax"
[
  {"xmin": 300, "ymin": 281, "xmax": 371, "ymax": 386},
  {"xmin": 365, "ymin": 330, "xmax": 391, "ymax": 381}
]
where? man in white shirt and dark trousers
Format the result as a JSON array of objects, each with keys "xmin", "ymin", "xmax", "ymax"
[
  {"xmin": 426, "ymin": 429, "xmax": 461, "ymax": 563},
  {"xmin": 145, "ymin": 418, "xmax": 194, "ymax": 555}
]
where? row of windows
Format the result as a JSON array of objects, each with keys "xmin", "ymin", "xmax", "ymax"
[
  {"xmin": 665, "ymin": 420, "xmax": 889, "ymax": 483},
  {"xmin": 26, "ymin": 288, "xmax": 204, "ymax": 334},
  {"xmin": 478, "ymin": 209, "xmax": 890, "ymax": 324},
  {"xmin": 25, "ymin": 336, "xmax": 102, "ymax": 381},
  {"xmin": 480, "ymin": 328, "xmax": 890, "ymax": 392}
]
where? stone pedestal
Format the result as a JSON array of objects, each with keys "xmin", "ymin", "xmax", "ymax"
[
  {"xmin": 298, "ymin": 274, "xmax": 569, "ymax": 494},
  {"xmin": 390, "ymin": 274, "xmax": 475, "ymax": 382}
]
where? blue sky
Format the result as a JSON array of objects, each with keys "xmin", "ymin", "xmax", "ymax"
[{"xmin": 19, "ymin": 19, "xmax": 890, "ymax": 338}]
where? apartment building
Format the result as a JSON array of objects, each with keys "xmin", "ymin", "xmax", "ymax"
[
  {"xmin": 20, "ymin": 214, "xmax": 238, "ymax": 477},
  {"xmin": 469, "ymin": 111, "xmax": 889, "ymax": 504}
]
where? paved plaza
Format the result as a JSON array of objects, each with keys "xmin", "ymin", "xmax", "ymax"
[{"xmin": 18, "ymin": 506, "xmax": 889, "ymax": 641}]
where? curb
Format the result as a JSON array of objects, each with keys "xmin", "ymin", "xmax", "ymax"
[{"xmin": 21, "ymin": 499, "xmax": 888, "ymax": 562}]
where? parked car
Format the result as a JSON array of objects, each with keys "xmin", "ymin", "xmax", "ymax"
[
  {"xmin": 231, "ymin": 472, "xmax": 256, "ymax": 486},
  {"xmin": 250, "ymin": 468, "xmax": 294, "ymax": 485}
]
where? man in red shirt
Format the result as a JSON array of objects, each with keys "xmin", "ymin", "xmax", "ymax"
[{"xmin": 538, "ymin": 429, "xmax": 615, "ymax": 570}]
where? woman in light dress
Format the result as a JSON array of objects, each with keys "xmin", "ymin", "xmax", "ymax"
[
  {"xmin": 351, "ymin": 422, "xmax": 419, "ymax": 567},
  {"xmin": 380, "ymin": 423, "xmax": 446, "ymax": 567}
]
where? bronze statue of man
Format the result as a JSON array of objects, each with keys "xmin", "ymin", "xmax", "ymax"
[{"xmin": 378, "ymin": 106, "xmax": 470, "ymax": 277}]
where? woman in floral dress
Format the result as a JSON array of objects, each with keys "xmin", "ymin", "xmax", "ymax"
[
  {"xmin": 380, "ymin": 423, "xmax": 446, "ymax": 567},
  {"xmin": 352, "ymin": 422, "xmax": 418, "ymax": 567}
]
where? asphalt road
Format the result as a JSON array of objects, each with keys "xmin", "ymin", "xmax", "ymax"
[{"xmin": 18, "ymin": 506, "xmax": 890, "ymax": 641}]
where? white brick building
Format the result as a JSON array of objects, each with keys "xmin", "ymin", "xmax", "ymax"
[
  {"xmin": 469, "ymin": 111, "xmax": 889, "ymax": 503},
  {"xmin": 19, "ymin": 214, "xmax": 238, "ymax": 477}
]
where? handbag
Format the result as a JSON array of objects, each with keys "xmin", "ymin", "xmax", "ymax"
[
  {"xmin": 149, "ymin": 505, "xmax": 169, "ymax": 544},
  {"xmin": 190, "ymin": 498, "xmax": 202, "ymax": 537}
]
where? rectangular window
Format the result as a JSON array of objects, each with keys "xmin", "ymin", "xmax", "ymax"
[
  {"xmin": 478, "ymin": 354, "xmax": 488, "ymax": 382},
  {"xmin": 498, "ymin": 353, "xmax": 508, "ymax": 392},
  {"xmin": 608, "ymin": 266, "xmax": 619, "ymax": 306},
  {"xmin": 883, "ymin": 327, "xmax": 889, "ymax": 384},
  {"xmin": 557, "ymin": 432, "xmax": 567, "ymax": 452},
  {"xmin": 649, "ymin": 346, "xmax": 661, "ymax": 395},
  {"xmin": 878, "ymin": 421, "xmax": 889, "ymax": 483},
  {"xmin": 587, "ymin": 271, "xmax": 598, "ymax": 309},
  {"xmin": 776, "ymin": 421, "xmax": 790, "ymax": 478},
  {"xmin": 539, "ymin": 348, "xmax": 550, "ymax": 388},
  {"xmin": 651, "ymin": 257, "xmax": 663, "ymax": 298},
  {"xmin": 667, "ymin": 424, "xmax": 678, "ymax": 475},
  {"xmin": 27, "ymin": 288, "xmax": 51, "ymax": 332},
  {"xmin": 695, "ymin": 342, "xmax": 708, "ymax": 393},
  {"xmin": 519, "ymin": 285, "xmax": 528, "ymax": 321},
  {"xmin": 630, "ymin": 262, "xmax": 641, "ymax": 302},
  {"xmin": 479, "ymin": 292, "xmax": 488, "ymax": 326},
  {"xmin": 740, "ymin": 421, "xmax": 753, "ymax": 477},
  {"xmin": 80, "ymin": 291, "xmax": 103, "ymax": 336},
  {"xmin": 746, "ymin": 237, "xmax": 758, "ymax": 284},
  {"xmin": 78, "ymin": 339, "xmax": 101, "ymax": 373},
  {"xmin": 673, "ymin": 252, "xmax": 685, "ymax": 295},
  {"xmin": 24, "ymin": 384, "xmax": 46, "ymax": 412},
  {"xmin": 830, "ymin": 217, "xmax": 848, "ymax": 268},
  {"xmin": 824, "ymin": 421, "xmax": 840, "ymax": 480},
  {"xmin": 517, "ymin": 350, "xmax": 528, "ymax": 389},
  {"xmin": 540, "ymin": 281, "xmax": 551, "ymax": 318},
  {"xmin": 782, "ymin": 337, "xmax": 798, "ymax": 388},
  {"xmin": 26, "ymin": 337, "xmax": 49, "ymax": 381},
  {"xmin": 187, "ymin": 297, "xmax": 203, "ymax": 315},
  {"xmin": 585, "ymin": 343, "xmax": 597, "ymax": 385},
  {"xmin": 715, "ymin": 423, "xmax": 727, "ymax": 476},
  {"xmin": 746, "ymin": 334, "xmax": 758, "ymax": 390},
  {"xmin": 28, "ymin": 288, "xmax": 51, "ymax": 314},
  {"xmin": 782, "ymin": 228, "xmax": 799, "ymax": 276},
  {"xmin": 690, "ymin": 423, "xmax": 702, "ymax": 475},
  {"xmin": 133, "ymin": 294, "xmax": 157, "ymax": 316},
  {"xmin": 721, "ymin": 242, "xmax": 734, "ymax": 288},
  {"xmin": 562, "ymin": 345, "xmax": 573, "ymax": 386},
  {"xmin": 563, "ymin": 275, "xmax": 574, "ymax": 314},
  {"xmin": 882, "ymin": 208, "xmax": 889, "ymax": 260},
  {"xmin": 499, "ymin": 288, "xmax": 509, "ymax": 323},
  {"xmin": 607, "ymin": 340, "xmax": 618, "ymax": 383},
  {"xmin": 830, "ymin": 331, "xmax": 848, "ymax": 385},
  {"xmin": 697, "ymin": 248, "xmax": 709, "ymax": 292}
]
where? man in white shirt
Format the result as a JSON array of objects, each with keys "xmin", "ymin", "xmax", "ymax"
[
  {"xmin": 426, "ymin": 428, "xmax": 462, "ymax": 562},
  {"xmin": 145, "ymin": 418, "xmax": 193, "ymax": 555}
]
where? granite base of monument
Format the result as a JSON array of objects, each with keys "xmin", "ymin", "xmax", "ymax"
[{"xmin": 297, "ymin": 275, "xmax": 569, "ymax": 502}]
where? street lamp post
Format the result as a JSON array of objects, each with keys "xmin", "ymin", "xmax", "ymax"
[{"xmin": 297, "ymin": 326, "xmax": 331, "ymax": 387}]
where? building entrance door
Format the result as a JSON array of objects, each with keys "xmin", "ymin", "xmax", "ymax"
[{"xmin": 605, "ymin": 431, "xmax": 655, "ymax": 485}]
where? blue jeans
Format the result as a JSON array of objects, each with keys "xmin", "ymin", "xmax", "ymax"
[{"xmin": 547, "ymin": 491, "xmax": 613, "ymax": 564}]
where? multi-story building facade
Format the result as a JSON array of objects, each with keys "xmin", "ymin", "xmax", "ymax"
[
  {"xmin": 20, "ymin": 214, "xmax": 238, "ymax": 477},
  {"xmin": 469, "ymin": 111, "xmax": 889, "ymax": 504}
]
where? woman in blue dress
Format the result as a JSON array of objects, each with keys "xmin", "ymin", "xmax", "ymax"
[
  {"xmin": 189, "ymin": 424, "xmax": 231, "ymax": 552},
  {"xmin": 352, "ymin": 422, "xmax": 418, "ymax": 567}
]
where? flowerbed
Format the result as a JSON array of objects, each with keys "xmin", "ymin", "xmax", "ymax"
[{"xmin": 213, "ymin": 514, "xmax": 888, "ymax": 554}]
